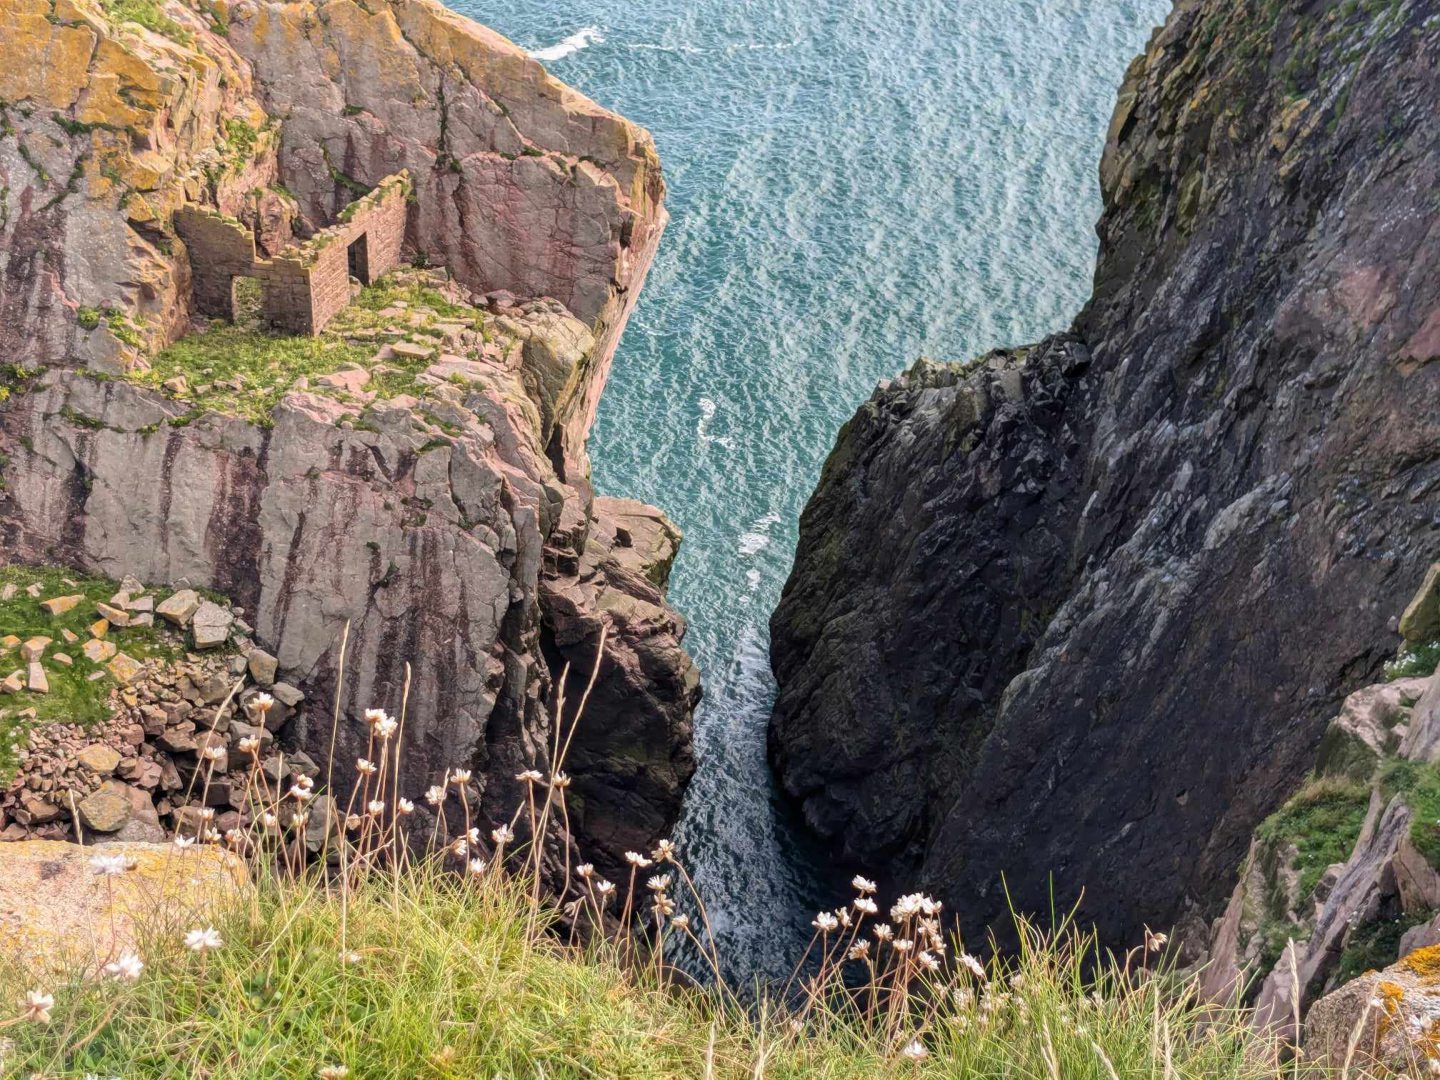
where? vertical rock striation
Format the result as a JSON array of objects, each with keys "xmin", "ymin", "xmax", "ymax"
[{"xmin": 770, "ymin": 0, "xmax": 1440, "ymax": 947}]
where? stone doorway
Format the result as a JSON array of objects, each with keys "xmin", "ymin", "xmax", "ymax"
[
  {"xmin": 230, "ymin": 275, "xmax": 264, "ymax": 329},
  {"xmin": 347, "ymin": 234, "xmax": 371, "ymax": 284}
]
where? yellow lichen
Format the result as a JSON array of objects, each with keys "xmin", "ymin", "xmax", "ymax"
[{"xmin": 1402, "ymin": 944, "xmax": 1440, "ymax": 982}]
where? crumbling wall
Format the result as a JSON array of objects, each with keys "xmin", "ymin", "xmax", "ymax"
[{"xmin": 173, "ymin": 171, "xmax": 410, "ymax": 336}]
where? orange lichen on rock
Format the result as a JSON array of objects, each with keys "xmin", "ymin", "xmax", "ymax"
[{"xmin": 1402, "ymin": 944, "xmax": 1440, "ymax": 982}]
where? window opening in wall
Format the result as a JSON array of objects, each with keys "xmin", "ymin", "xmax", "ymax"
[
  {"xmin": 348, "ymin": 234, "xmax": 371, "ymax": 284},
  {"xmin": 230, "ymin": 275, "xmax": 264, "ymax": 329}
]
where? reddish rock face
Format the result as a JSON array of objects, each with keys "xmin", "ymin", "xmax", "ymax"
[{"xmin": 769, "ymin": 2, "xmax": 1440, "ymax": 949}]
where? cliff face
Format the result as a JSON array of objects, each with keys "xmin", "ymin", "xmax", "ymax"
[
  {"xmin": 0, "ymin": 0, "xmax": 694, "ymax": 875},
  {"xmin": 770, "ymin": 0, "xmax": 1440, "ymax": 947}
]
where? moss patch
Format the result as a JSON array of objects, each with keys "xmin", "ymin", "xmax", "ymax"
[
  {"xmin": 1255, "ymin": 775, "xmax": 1371, "ymax": 905},
  {"xmin": 128, "ymin": 274, "xmax": 491, "ymax": 425}
]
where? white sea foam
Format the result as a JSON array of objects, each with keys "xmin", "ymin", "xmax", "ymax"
[
  {"xmin": 696, "ymin": 397, "xmax": 735, "ymax": 450},
  {"xmin": 528, "ymin": 26, "xmax": 603, "ymax": 62},
  {"xmin": 737, "ymin": 511, "xmax": 781, "ymax": 556}
]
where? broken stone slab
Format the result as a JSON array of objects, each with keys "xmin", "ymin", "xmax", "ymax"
[
  {"xmin": 88, "ymin": 618, "xmax": 109, "ymax": 638},
  {"xmin": 1, "ymin": 671, "xmax": 24, "ymax": 694},
  {"xmin": 0, "ymin": 634, "xmax": 18, "ymax": 651},
  {"xmin": 39, "ymin": 594, "xmax": 83, "ymax": 615},
  {"xmin": 76, "ymin": 781, "xmax": 132, "ymax": 832},
  {"xmin": 52, "ymin": 653, "xmax": 72, "ymax": 667},
  {"xmin": 156, "ymin": 589, "xmax": 201, "ymax": 627},
  {"xmin": 82, "ymin": 639, "xmax": 117, "ymax": 663},
  {"xmin": 129, "ymin": 612, "xmax": 154, "ymax": 627},
  {"xmin": 271, "ymin": 682, "xmax": 304, "ymax": 708},
  {"xmin": 16, "ymin": 793, "xmax": 60, "ymax": 824},
  {"xmin": 191, "ymin": 601, "xmax": 232, "ymax": 649},
  {"xmin": 107, "ymin": 652, "xmax": 143, "ymax": 684},
  {"xmin": 162, "ymin": 375, "xmax": 188, "ymax": 396},
  {"xmin": 126, "ymin": 595, "xmax": 154, "ymax": 613},
  {"xmin": 95, "ymin": 602, "xmax": 130, "ymax": 627},
  {"xmin": 20, "ymin": 636, "xmax": 51, "ymax": 662},
  {"xmin": 391, "ymin": 340, "xmax": 435, "ymax": 361},
  {"xmin": 60, "ymin": 628, "xmax": 78, "ymax": 644},
  {"xmin": 247, "ymin": 648, "xmax": 278, "ymax": 686},
  {"xmin": 75, "ymin": 744, "xmax": 121, "ymax": 775},
  {"xmin": 316, "ymin": 366, "xmax": 371, "ymax": 393},
  {"xmin": 26, "ymin": 663, "xmax": 48, "ymax": 694}
]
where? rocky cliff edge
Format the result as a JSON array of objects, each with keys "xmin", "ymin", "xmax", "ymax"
[{"xmin": 0, "ymin": 0, "xmax": 696, "ymax": 877}]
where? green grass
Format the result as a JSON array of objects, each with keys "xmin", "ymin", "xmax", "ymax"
[
  {"xmin": 0, "ymin": 565, "xmax": 189, "ymax": 783},
  {"xmin": 1335, "ymin": 909, "xmax": 1435, "ymax": 985},
  {"xmin": 100, "ymin": 0, "xmax": 192, "ymax": 43},
  {"xmin": 0, "ymin": 860, "xmax": 1280, "ymax": 1079},
  {"xmin": 1385, "ymin": 639, "xmax": 1440, "ymax": 681},
  {"xmin": 127, "ymin": 275, "xmax": 491, "ymax": 425},
  {"xmin": 1254, "ymin": 774, "xmax": 1370, "ymax": 905}
]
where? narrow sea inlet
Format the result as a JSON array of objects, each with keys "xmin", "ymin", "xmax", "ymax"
[{"xmin": 458, "ymin": 0, "xmax": 1170, "ymax": 980}]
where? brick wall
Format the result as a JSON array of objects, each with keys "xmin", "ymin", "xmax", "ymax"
[{"xmin": 174, "ymin": 171, "xmax": 411, "ymax": 337}]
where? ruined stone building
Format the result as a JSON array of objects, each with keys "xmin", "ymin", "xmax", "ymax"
[{"xmin": 174, "ymin": 172, "xmax": 411, "ymax": 337}]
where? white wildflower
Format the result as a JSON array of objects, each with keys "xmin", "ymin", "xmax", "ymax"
[
  {"xmin": 851, "ymin": 875, "xmax": 877, "ymax": 894},
  {"xmin": 492, "ymin": 824, "xmax": 514, "ymax": 845},
  {"xmin": 812, "ymin": 911, "xmax": 838, "ymax": 933},
  {"xmin": 22, "ymin": 990, "xmax": 53, "ymax": 1025},
  {"xmin": 899, "ymin": 1039, "xmax": 927, "ymax": 1061},
  {"xmin": 183, "ymin": 927, "xmax": 222, "ymax": 953},
  {"xmin": 89, "ymin": 854, "xmax": 136, "ymax": 877},
  {"xmin": 103, "ymin": 952, "xmax": 144, "ymax": 983}
]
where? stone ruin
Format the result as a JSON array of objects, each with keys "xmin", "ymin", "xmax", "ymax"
[{"xmin": 174, "ymin": 171, "xmax": 411, "ymax": 336}]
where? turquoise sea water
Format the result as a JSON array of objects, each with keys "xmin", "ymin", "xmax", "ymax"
[{"xmin": 457, "ymin": 0, "xmax": 1170, "ymax": 980}]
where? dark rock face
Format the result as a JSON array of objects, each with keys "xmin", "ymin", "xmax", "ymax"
[{"xmin": 770, "ymin": 0, "xmax": 1440, "ymax": 947}]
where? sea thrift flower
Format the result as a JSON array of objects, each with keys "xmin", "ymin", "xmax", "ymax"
[
  {"xmin": 550, "ymin": 772, "xmax": 571, "ymax": 789},
  {"xmin": 671, "ymin": 914, "xmax": 690, "ymax": 930},
  {"xmin": 288, "ymin": 784, "xmax": 312, "ymax": 802},
  {"xmin": 237, "ymin": 736, "xmax": 260, "ymax": 755},
  {"xmin": 918, "ymin": 951, "xmax": 941, "ymax": 972},
  {"xmin": 900, "ymin": 1039, "xmax": 927, "ymax": 1061},
  {"xmin": 959, "ymin": 953, "xmax": 986, "ymax": 980},
  {"xmin": 250, "ymin": 693, "xmax": 274, "ymax": 716},
  {"xmin": 468, "ymin": 858, "xmax": 487, "ymax": 877},
  {"xmin": 1145, "ymin": 929, "xmax": 1168, "ymax": 952},
  {"xmin": 595, "ymin": 880, "xmax": 616, "ymax": 900},
  {"xmin": 450, "ymin": 837, "xmax": 469, "ymax": 857},
  {"xmin": 261, "ymin": 812, "xmax": 278, "ymax": 829},
  {"xmin": 848, "ymin": 941, "xmax": 871, "ymax": 960},
  {"xmin": 647, "ymin": 874, "xmax": 672, "ymax": 892},
  {"xmin": 173, "ymin": 835, "xmax": 196, "ymax": 849},
  {"xmin": 892, "ymin": 939, "xmax": 914, "ymax": 954},
  {"xmin": 852, "ymin": 875, "xmax": 877, "ymax": 894},
  {"xmin": 90, "ymin": 854, "xmax": 136, "ymax": 876},
  {"xmin": 625, "ymin": 851, "xmax": 652, "ymax": 868},
  {"xmin": 22, "ymin": 991, "xmax": 53, "ymax": 1025},
  {"xmin": 397, "ymin": 798, "xmax": 414, "ymax": 815},
  {"xmin": 372, "ymin": 715, "xmax": 398, "ymax": 740},
  {"xmin": 367, "ymin": 800, "xmax": 385, "ymax": 817},
  {"xmin": 873, "ymin": 924, "xmax": 894, "ymax": 942},
  {"xmin": 103, "ymin": 952, "xmax": 144, "ymax": 982},
  {"xmin": 652, "ymin": 839, "xmax": 675, "ymax": 863},
  {"xmin": 853, "ymin": 897, "xmax": 878, "ymax": 915},
  {"xmin": 492, "ymin": 824, "xmax": 514, "ymax": 845},
  {"xmin": 515, "ymin": 769, "xmax": 543, "ymax": 784},
  {"xmin": 812, "ymin": 912, "xmax": 839, "ymax": 933},
  {"xmin": 184, "ymin": 927, "xmax": 222, "ymax": 953},
  {"xmin": 346, "ymin": 814, "xmax": 363, "ymax": 831},
  {"xmin": 451, "ymin": 770, "xmax": 472, "ymax": 786},
  {"xmin": 576, "ymin": 863, "xmax": 594, "ymax": 879},
  {"xmin": 356, "ymin": 758, "xmax": 377, "ymax": 776},
  {"xmin": 202, "ymin": 744, "xmax": 225, "ymax": 764}
]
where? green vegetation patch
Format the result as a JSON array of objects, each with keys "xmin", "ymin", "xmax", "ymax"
[
  {"xmin": 1385, "ymin": 639, "xmax": 1440, "ymax": 681},
  {"xmin": 1382, "ymin": 759, "xmax": 1440, "ymax": 868},
  {"xmin": 1335, "ymin": 909, "xmax": 1435, "ymax": 985},
  {"xmin": 127, "ymin": 275, "xmax": 490, "ymax": 425},
  {"xmin": 100, "ymin": 0, "xmax": 193, "ymax": 44},
  {"xmin": 1254, "ymin": 775, "xmax": 1371, "ymax": 906},
  {"xmin": 0, "ymin": 565, "xmax": 189, "ymax": 784}
]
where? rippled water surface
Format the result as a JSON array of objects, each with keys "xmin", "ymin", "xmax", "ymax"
[{"xmin": 454, "ymin": 0, "xmax": 1170, "ymax": 980}]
